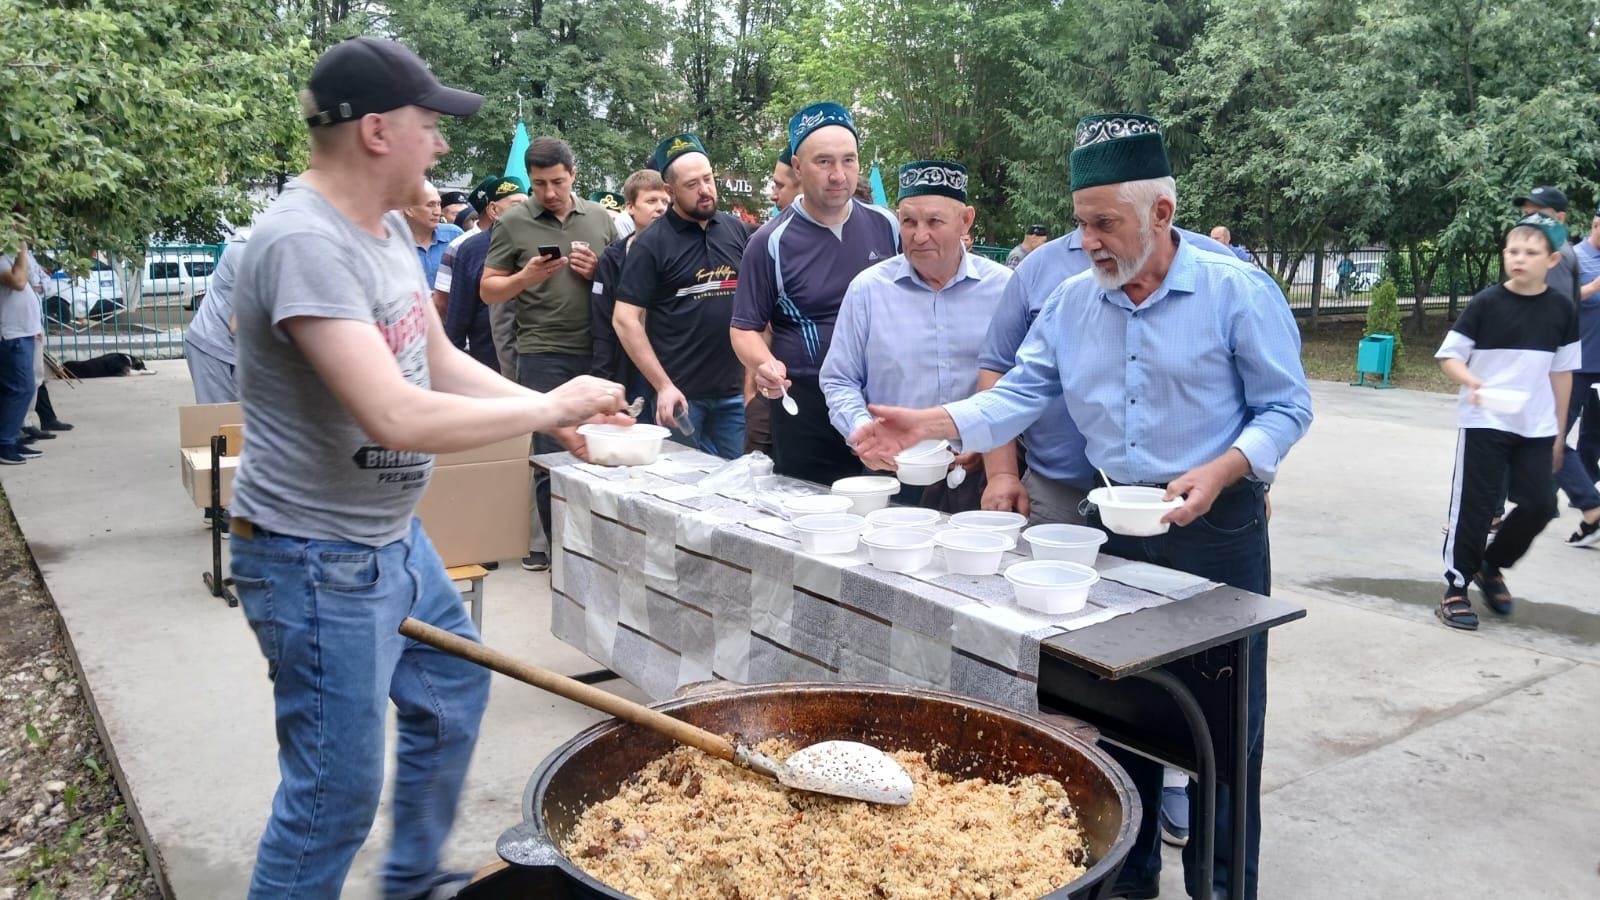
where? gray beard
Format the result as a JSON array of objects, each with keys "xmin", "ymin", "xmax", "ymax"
[{"xmin": 1089, "ymin": 226, "xmax": 1155, "ymax": 290}]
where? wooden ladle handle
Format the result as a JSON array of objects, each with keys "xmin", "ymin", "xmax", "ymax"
[{"xmin": 399, "ymin": 617, "xmax": 737, "ymax": 763}]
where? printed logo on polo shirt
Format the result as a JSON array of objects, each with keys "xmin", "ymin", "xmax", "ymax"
[
  {"xmin": 677, "ymin": 265, "xmax": 739, "ymax": 298},
  {"xmin": 867, "ymin": 250, "xmax": 883, "ymax": 261}
]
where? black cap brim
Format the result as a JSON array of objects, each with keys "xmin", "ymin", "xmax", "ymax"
[
  {"xmin": 1512, "ymin": 196, "xmax": 1530, "ymax": 208},
  {"xmin": 416, "ymin": 85, "xmax": 483, "ymax": 118}
]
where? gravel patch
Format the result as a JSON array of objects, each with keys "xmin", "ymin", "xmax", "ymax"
[{"xmin": 0, "ymin": 485, "xmax": 160, "ymax": 900}]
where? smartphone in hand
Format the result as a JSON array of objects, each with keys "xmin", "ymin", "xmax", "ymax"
[{"xmin": 537, "ymin": 244, "xmax": 563, "ymax": 260}]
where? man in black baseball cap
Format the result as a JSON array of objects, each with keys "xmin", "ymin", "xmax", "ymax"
[
  {"xmin": 1515, "ymin": 185, "xmax": 1580, "ymax": 302},
  {"xmin": 304, "ymin": 36, "xmax": 483, "ymax": 127},
  {"xmin": 228, "ymin": 35, "xmax": 628, "ymax": 900}
]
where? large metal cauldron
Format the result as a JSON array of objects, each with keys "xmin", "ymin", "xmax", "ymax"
[{"xmin": 464, "ymin": 682, "xmax": 1138, "ymax": 900}]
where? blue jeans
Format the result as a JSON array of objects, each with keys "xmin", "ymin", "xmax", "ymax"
[
  {"xmin": 669, "ymin": 394, "xmax": 747, "ymax": 460},
  {"xmin": 1556, "ymin": 373, "xmax": 1600, "ymax": 512},
  {"xmin": 230, "ymin": 518, "xmax": 490, "ymax": 899},
  {"xmin": 0, "ymin": 336, "xmax": 37, "ymax": 449},
  {"xmin": 1095, "ymin": 482, "xmax": 1270, "ymax": 900}
]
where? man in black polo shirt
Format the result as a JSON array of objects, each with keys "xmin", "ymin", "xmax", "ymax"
[{"xmin": 614, "ymin": 133, "xmax": 749, "ymax": 458}]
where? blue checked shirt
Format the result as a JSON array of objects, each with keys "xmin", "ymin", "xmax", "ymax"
[
  {"xmin": 977, "ymin": 227, "xmax": 1241, "ymax": 487},
  {"xmin": 951, "ymin": 238, "xmax": 1313, "ymax": 484},
  {"xmin": 822, "ymin": 252, "xmax": 1013, "ymax": 438}
]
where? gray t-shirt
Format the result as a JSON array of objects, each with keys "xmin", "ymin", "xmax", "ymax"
[
  {"xmin": 184, "ymin": 235, "xmax": 245, "ymax": 363},
  {"xmin": 0, "ymin": 251, "xmax": 44, "ymax": 340},
  {"xmin": 229, "ymin": 180, "xmax": 434, "ymax": 546}
]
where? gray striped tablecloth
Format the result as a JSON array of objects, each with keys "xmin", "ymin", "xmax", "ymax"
[{"xmin": 541, "ymin": 449, "xmax": 1216, "ymax": 712}]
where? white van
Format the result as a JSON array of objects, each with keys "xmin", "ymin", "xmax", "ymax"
[{"xmin": 138, "ymin": 251, "xmax": 216, "ymax": 309}]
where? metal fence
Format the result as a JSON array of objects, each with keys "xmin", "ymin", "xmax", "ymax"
[
  {"xmin": 1250, "ymin": 246, "xmax": 1500, "ymax": 320},
  {"xmin": 35, "ymin": 243, "xmax": 223, "ymax": 362}
]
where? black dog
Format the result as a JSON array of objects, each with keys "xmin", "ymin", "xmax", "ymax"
[{"xmin": 63, "ymin": 353, "xmax": 148, "ymax": 378}]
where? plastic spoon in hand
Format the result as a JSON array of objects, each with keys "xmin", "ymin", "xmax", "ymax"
[
  {"xmin": 779, "ymin": 383, "xmax": 799, "ymax": 416},
  {"xmin": 398, "ymin": 618, "xmax": 914, "ymax": 806},
  {"xmin": 946, "ymin": 465, "xmax": 966, "ymax": 489},
  {"xmin": 623, "ymin": 396, "xmax": 645, "ymax": 418}
]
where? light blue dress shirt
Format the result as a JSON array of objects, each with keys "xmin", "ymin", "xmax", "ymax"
[
  {"xmin": 822, "ymin": 252, "xmax": 1012, "ymax": 438},
  {"xmin": 952, "ymin": 238, "xmax": 1313, "ymax": 484},
  {"xmin": 977, "ymin": 227, "xmax": 1240, "ymax": 487}
]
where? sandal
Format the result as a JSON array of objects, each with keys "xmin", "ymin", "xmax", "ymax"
[
  {"xmin": 1436, "ymin": 594, "xmax": 1478, "ymax": 630},
  {"xmin": 1474, "ymin": 570, "xmax": 1513, "ymax": 615},
  {"xmin": 1566, "ymin": 518, "xmax": 1600, "ymax": 548}
]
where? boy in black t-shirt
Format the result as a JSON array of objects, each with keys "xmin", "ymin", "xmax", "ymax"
[{"xmin": 1435, "ymin": 214, "xmax": 1581, "ymax": 629}]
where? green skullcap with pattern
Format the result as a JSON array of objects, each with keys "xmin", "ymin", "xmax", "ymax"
[{"xmin": 1068, "ymin": 113, "xmax": 1172, "ymax": 192}]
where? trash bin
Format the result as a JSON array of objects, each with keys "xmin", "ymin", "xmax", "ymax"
[{"xmin": 1352, "ymin": 333, "xmax": 1395, "ymax": 388}]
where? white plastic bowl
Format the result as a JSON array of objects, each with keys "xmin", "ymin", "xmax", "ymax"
[
  {"xmin": 898, "ymin": 439, "xmax": 951, "ymax": 459},
  {"xmin": 1475, "ymin": 387, "xmax": 1529, "ymax": 414},
  {"xmin": 935, "ymin": 529, "xmax": 1015, "ymax": 576},
  {"xmin": 894, "ymin": 450, "xmax": 955, "ymax": 486},
  {"xmin": 1022, "ymin": 523, "xmax": 1108, "ymax": 565},
  {"xmin": 576, "ymin": 423, "xmax": 671, "ymax": 466},
  {"xmin": 948, "ymin": 510, "xmax": 1028, "ymax": 541},
  {"xmin": 1088, "ymin": 486, "xmax": 1184, "ymax": 537},
  {"xmin": 791, "ymin": 513, "xmax": 866, "ymax": 555},
  {"xmin": 1004, "ymin": 560, "xmax": 1099, "ymax": 615},
  {"xmin": 865, "ymin": 506, "xmax": 942, "ymax": 532},
  {"xmin": 861, "ymin": 527, "xmax": 936, "ymax": 573},
  {"xmin": 831, "ymin": 476, "xmax": 901, "ymax": 515},
  {"xmin": 781, "ymin": 494, "xmax": 855, "ymax": 518}
]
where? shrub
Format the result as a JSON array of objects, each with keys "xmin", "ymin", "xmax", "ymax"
[{"xmin": 1364, "ymin": 279, "xmax": 1404, "ymax": 366}]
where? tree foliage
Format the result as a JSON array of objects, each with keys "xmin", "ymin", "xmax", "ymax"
[
  {"xmin": 12, "ymin": 0, "xmax": 1600, "ymax": 271},
  {"xmin": 1, "ymin": 1, "xmax": 310, "ymax": 265}
]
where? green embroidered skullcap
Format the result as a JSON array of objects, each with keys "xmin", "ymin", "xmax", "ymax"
[
  {"xmin": 778, "ymin": 144, "xmax": 793, "ymax": 167},
  {"xmin": 589, "ymin": 190, "xmax": 625, "ymax": 212},
  {"xmin": 652, "ymin": 133, "xmax": 708, "ymax": 177},
  {"xmin": 1512, "ymin": 212, "xmax": 1568, "ymax": 252},
  {"xmin": 897, "ymin": 160, "xmax": 969, "ymax": 203},
  {"xmin": 788, "ymin": 102, "xmax": 856, "ymax": 156},
  {"xmin": 1069, "ymin": 113, "xmax": 1172, "ymax": 192},
  {"xmin": 467, "ymin": 174, "xmax": 527, "ymax": 214}
]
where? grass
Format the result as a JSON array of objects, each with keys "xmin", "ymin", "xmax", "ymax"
[{"xmin": 1297, "ymin": 315, "xmax": 1458, "ymax": 394}]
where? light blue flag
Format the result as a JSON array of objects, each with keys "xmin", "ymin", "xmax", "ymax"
[
  {"xmin": 505, "ymin": 121, "xmax": 530, "ymax": 183},
  {"xmin": 868, "ymin": 162, "xmax": 889, "ymax": 207}
]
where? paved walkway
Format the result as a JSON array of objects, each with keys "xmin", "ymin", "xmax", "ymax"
[{"xmin": 3, "ymin": 364, "xmax": 1593, "ymax": 898}]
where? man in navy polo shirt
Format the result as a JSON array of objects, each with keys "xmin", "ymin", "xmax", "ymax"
[
  {"xmin": 731, "ymin": 102, "xmax": 899, "ymax": 484},
  {"xmin": 613, "ymin": 133, "xmax": 749, "ymax": 458}
]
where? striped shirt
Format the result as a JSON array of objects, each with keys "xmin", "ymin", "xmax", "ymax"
[
  {"xmin": 950, "ymin": 238, "xmax": 1313, "ymax": 484},
  {"xmin": 821, "ymin": 252, "xmax": 1011, "ymax": 438}
]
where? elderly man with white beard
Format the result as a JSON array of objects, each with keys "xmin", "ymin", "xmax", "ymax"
[{"xmin": 849, "ymin": 113, "xmax": 1313, "ymax": 900}]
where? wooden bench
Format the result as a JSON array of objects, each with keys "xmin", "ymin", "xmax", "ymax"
[{"xmin": 447, "ymin": 564, "xmax": 490, "ymax": 630}]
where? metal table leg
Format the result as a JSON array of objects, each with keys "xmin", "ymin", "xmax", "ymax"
[
  {"xmin": 1132, "ymin": 667, "xmax": 1214, "ymax": 900},
  {"xmin": 1230, "ymin": 636, "xmax": 1252, "ymax": 900},
  {"xmin": 201, "ymin": 434, "xmax": 236, "ymax": 608}
]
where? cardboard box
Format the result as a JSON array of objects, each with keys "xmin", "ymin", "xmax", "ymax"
[
  {"xmin": 181, "ymin": 446, "xmax": 239, "ymax": 508},
  {"xmin": 415, "ymin": 459, "xmax": 531, "ymax": 567},
  {"xmin": 177, "ymin": 401, "xmax": 533, "ymax": 565}
]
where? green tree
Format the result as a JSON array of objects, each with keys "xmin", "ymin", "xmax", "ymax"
[
  {"xmin": 1004, "ymin": 0, "xmax": 1207, "ymax": 232},
  {"xmin": 1, "ymin": 1, "xmax": 311, "ymax": 264},
  {"xmin": 767, "ymin": 0, "xmax": 1070, "ymax": 239},
  {"xmin": 385, "ymin": 0, "xmax": 681, "ymax": 193}
]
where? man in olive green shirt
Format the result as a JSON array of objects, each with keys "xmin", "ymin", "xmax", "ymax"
[{"xmin": 483, "ymin": 136, "xmax": 616, "ymax": 568}]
